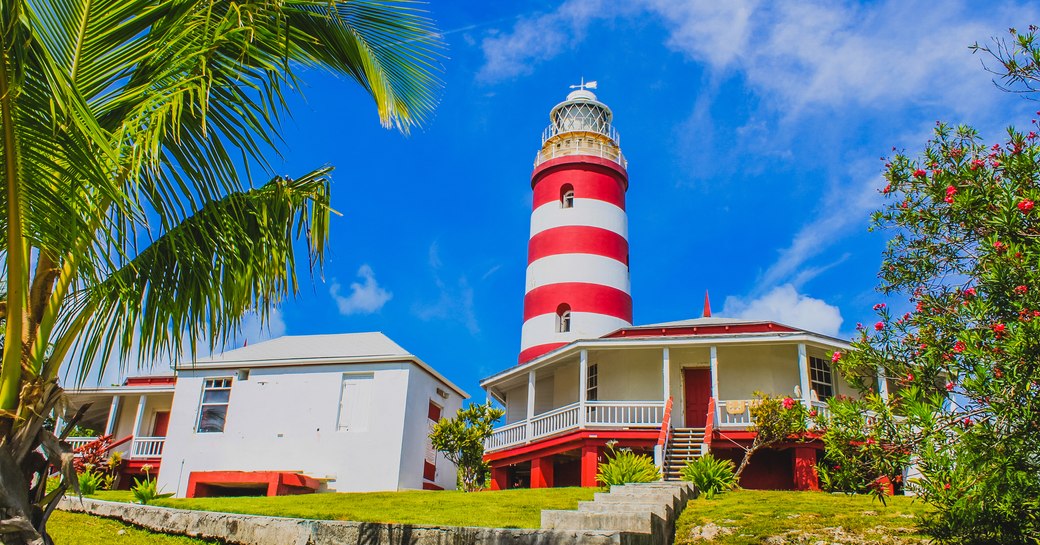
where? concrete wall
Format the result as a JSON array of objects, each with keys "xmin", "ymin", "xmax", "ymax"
[
  {"xmin": 592, "ymin": 349, "xmax": 663, "ymax": 401},
  {"xmin": 399, "ymin": 364, "xmax": 464, "ymax": 491},
  {"xmin": 716, "ymin": 344, "xmax": 802, "ymax": 400},
  {"xmin": 158, "ymin": 362, "xmax": 415, "ymax": 496}
]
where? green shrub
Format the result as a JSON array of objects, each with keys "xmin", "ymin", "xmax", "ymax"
[
  {"xmin": 596, "ymin": 442, "xmax": 660, "ymax": 486},
  {"xmin": 130, "ymin": 476, "xmax": 173, "ymax": 505},
  {"xmin": 680, "ymin": 453, "xmax": 736, "ymax": 499},
  {"xmin": 78, "ymin": 467, "xmax": 103, "ymax": 496}
]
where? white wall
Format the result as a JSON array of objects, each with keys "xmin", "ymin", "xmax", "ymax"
[
  {"xmin": 158, "ymin": 362, "xmax": 416, "ymax": 497},
  {"xmin": 398, "ymin": 364, "xmax": 464, "ymax": 491}
]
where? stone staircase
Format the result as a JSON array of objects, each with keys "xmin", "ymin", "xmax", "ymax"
[
  {"xmin": 662, "ymin": 427, "xmax": 705, "ymax": 481},
  {"xmin": 542, "ymin": 481, "xmax": 697, "ymax": 545}
]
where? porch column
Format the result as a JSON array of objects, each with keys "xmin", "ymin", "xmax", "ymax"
[
  {"xmin": 662, "ymin": 348, "xmax": 670, "ymax": 400},
  {"xmin": 792, "ymin": 446, "xmax": 820, "ymax": 491},
  {"xmin": 104, "ymin": 395, "xmax": 121, "ymax": 435},
  {"xmin": 877, "ymin": 366, "xmax": 890, "ymax": 402},
  {"xmin": 531, "ymin": 457, "xmax": 554, "ymax": 488},
  {"xmin": 580, "ymin": 444, "xmax": 599, "ymax": 487},
  {"xmin": 709, "ymin": 345, "xmax": 719, "ymax": 401},
  {"xmin": 131, "ymin": 394, "xmax": 147, "ymax": 438},
  {"xmin": 490, "ymin": 466, "xmax": 509, "ymax": 490},
  {"xmin": 797, "ymin": 344, "xmax": 812, "ymax": 410},
  {"xmin": 578, "ymin": 350, "xmax": 588, "ymax": 427},
  {"xmin": 525, "ymin": 370, "xmax": 536, "ymax": 441}
]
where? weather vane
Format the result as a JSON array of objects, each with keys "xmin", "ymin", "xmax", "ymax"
[{"xmin": 569, "ymin": 77, "xmax": 598, "ymax": 91}]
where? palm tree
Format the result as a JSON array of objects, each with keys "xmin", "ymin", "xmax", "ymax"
[{"xmin": 0, "ymin": 0, "xmax": 442, "ymax": 542}]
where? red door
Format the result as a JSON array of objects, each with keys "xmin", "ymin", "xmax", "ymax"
[
  {"xmin": 683, "ymin": 369, "xmax": 711, "ymax": 428},
  {"xmin": 152, "ymin": 411, "xmax": 170, "ymax": 437}
]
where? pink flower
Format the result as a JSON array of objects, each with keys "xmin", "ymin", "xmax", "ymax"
[
  {"xmin": 946, "ymin": 382, "xmax": 955, "ymax": 392},
  {"xmin": 953, "ymin": 341, "xmax": 966, "ymax": 353},
  {"xmin": 874, "ymin": 321, "xmax": 885, "ymax": 331},
  {"xmin": 913, "ymin": 169, "xmax": 927, "ymax": 178},
  {"xmin": 944, "ymin": 483, "xmax": 951, "ymax": 490},
  {"xmin": 905, "ymin": 372, "xmax": 915, "ymax": 382},
  {"xmin": 964, "ymin": 287, "xmax": 977, "ymax": 297},
  {"xmin": 809, "ymin": 409, "xmax": 818, "ymax": 417},
  {"xmin": 994, "ymin": 241, "xmax": 1007, "ymax": 252},
  {"xmin": 873, "ymin": 303, "xmax": 886, "ymax": 310},
  {"xmin": 970, "ymin": 158, "xmax": 985, "ymax": 170},
  {"xmin": 882, "ymin": 184, "xmax": 892, "ymax": 194},
  {"xmin": 831, "ymin": 351, "xmax": 842, "ymax": 363},
  {"xmin": 1019, "ymin": 200, "xmax": 1035, "ymax": 213},
  {"xmin": 992, "ymin": 323, "xmax": 1006, "ymax": 334},
  {"xmin": 782, "ymin": 397, "xmax": 796, "ymax": 410},
  {"xmin": 1015, "ymin": 285, "xmax": 1029, "ymax": 295}
]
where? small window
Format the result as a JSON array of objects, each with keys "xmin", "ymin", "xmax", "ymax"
[
  {"xmin": 586, "ymin": 364, "xmax": 599, "ymax": 401},
  {"xmin": 809, "ymin": 356, "xmax": 834, "ymax": 400},
  {"xmin": 560, "ymin": 184, "xmax": 575, "ymax": 208},
  {"xmin": 556, "ymin": 303, "xmax": 571, "ymax": 333},
  {"xmin": 197, "ymin": 378, "xmax": 232, "ymax": 433},
  {"xmin": 338, "ymin": 373, "xmax": 374, "ymax": 432}
]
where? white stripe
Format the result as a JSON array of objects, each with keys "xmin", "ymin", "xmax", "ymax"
[
  {"xmin": 525, "ymin": 254, "xmax": 630, "ymax": 294},
  {"xmin": 530, "ymin": 199, "xmax": 628, "ymax": 239},
  {"xmin": 521, "ymin": 313, "xmax": 631, "ymax": 353}
]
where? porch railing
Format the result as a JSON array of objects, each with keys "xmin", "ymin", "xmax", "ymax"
[
  {"xmin": 715, "ymin": 399, "xmax": 840, "ymax": 428},
  {"xmin": 67, "ymin": 437, "xmax": 98, "ymax": 451},
  {"xmin": 130, "ymin": 437, "xmax": 165, "ymax": 458},
  {"xmin": 486, "ymin": 400, "xmax": 665, "ymax": 452}
]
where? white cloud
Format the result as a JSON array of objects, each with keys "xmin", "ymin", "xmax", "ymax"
[
  {"xmin": 330, "ymin": 265, "xmax": 392, "ymax": 315},
  {"xmin": 723, "ymin": 284, "xmax": 843, "ymax": 337}
]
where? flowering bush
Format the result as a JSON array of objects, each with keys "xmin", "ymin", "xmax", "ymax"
[
  {"xmin": 733, "ymin": 392, "xmax": 809, "ymax": 484},
  {"xmin": 814, "ymin": 394, "xmax": 909, "ymax": 498},
  {"xmin": 828, "ymin": 26, "xmax": 1040, "ymax": 544}
]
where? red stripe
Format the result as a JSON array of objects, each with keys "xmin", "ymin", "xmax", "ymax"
[
  {"xmin": 523, "ymin": 283, "xmax": 632, "ymax": 321},
  {"xmin": 518, "ymin": 343, "xmax": 567, "ymax": 364},
  {"xmin": 531, "ymin": 165, "xmax": 626, "ymax": 210},
  {"xmin": 528, "ymin": 226, "xmax": 628, "ymax": 265}
]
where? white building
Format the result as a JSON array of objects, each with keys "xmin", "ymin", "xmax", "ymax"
[{"xmin": 68, "ymin": 332, "xmax": 467, "ymax": 497}]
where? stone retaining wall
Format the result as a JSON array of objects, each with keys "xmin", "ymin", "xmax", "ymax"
[{"xmin": 58, "ymin": 481, "xmax": 695, "ymax": 545}]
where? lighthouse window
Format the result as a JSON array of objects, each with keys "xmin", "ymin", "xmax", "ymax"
[
  {"xmin": 809, "ymin": 356, "xmax": 834, "ymax": 400},
  {"xmin": 556, "ymin": 304, "xmax": 571, "ymax": 333},
  {"xmin": 560, "ymin": 184, "xmax": 575, "ymax": 208}
]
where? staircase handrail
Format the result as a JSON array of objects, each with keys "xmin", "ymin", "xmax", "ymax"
[{"xmin": 702, "ymin": 397, "xmax": 716, "ymax": 455}]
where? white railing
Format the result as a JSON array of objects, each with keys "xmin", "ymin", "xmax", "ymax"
[
  {"xmin": 810, "ymin": 400, "xmax": 831, "ymax": 420},
  {"xmin": 585, "ymin": 401, "xmax": 664, "ymax": 427},
  {"xmin": 530, "ymin": 402, "xmax": 581, "ymax": 437},
  {"xmin": 486, "ymin": 421, "xmax": 527, "ymax": 451},
  {"xmin": 534, "ymin": 135, "xmax": 627, "ymax": 169},
  {"xmin": 716, "ymin": 400, "xmax": 755, "ymax": 427},
  {"xmin": 130, "ymin": 437, "xmax": 165, "ymax": 458},
  {"xmin": 66, "ymin": 437, "xmax": 98, "ymax": 452},
  {"xmin": 485, "ymin": 401, "xmax": 665, "ymax": 452}
]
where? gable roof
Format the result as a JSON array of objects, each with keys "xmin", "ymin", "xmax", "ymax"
[{"xmin": 177, "ymin": 333, "xmax": 467, "ymax": 398}]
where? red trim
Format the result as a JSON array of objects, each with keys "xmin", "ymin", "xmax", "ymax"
[
  {"xmin": 124, "ymin": 376, "xmax": 177, "ymax": 386},
  {"xmin": 518, "ymin": 343, "xmax": 567, "ymax": 364},
  {"xmin": 423, "ymin": 461, "xmax": 437, "ymax": 481},
  {"xmin": 607, "ymin": 322, "xmax": 799, "ymax": 339},
  {"xmin": 187, "ymin": 471, "xmax": 319, "ymax": 498},
  {"xmin": 528, "ymin": 226, "xmax": 628, "ymax": 265},
  {"xmin": 532, "ymin": 167, "xmax": 626, "ymax": 209},
  {"xmin": 422, "ymin": 482, "xmax": 444, "ymax": 491},
  {"xmin": 484, "ymin": 429, "xmax": 658, "ymax": 465},
  {"xmin": 531, "ymin": 156, "xmax": 628, "ymax": 191},
  {"xmin": 656, "ymin": 397, "xmax": 673, "ymax": 450},
  {"xmin": 702, "ymin": 397, "xmax": 716, "ymax": 453},
  {"xmin": 523, "ymin": 283, "xmax": 632, "ymax": 322}
]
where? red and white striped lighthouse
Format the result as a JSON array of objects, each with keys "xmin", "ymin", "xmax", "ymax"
[{"xmin": 519, "ymin": 83, "xmax": 632, "ymax": 364}]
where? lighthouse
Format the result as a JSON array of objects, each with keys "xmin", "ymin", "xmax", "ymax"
[{"xmin": 519, "ymin": 83, "xmax": 633, "ymax": 364}]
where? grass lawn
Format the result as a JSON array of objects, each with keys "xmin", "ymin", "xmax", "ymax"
[
  {"xmin": 675, "ymin": 490, "xmax": 932, "ymax": 544},
  {"xmin": 48, "ymin": 510, "xmax": 216, "ymax": 545},
  {"xmin": 82, "ymin": 487, "xmax": 597, "ymax": 529}
]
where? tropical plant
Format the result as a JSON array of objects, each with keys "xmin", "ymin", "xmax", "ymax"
[
  {"xmin": 596, "ymin": 441, "xmax": 660, "ymax": 486},
  {"xmin": 430, "ymin": 402, "xmax": 504, "ymax": 492},
  {"xmin": 0, "ymin": 1, "xmax": 442, "ymax": 542},
  {"xmin": 828, "ymin": 26, "xmax": 1040, "ymax": 543},
  {"xmin": 130, "ymin": 466, "xmax": 171, "ymax": 505},
  {"xmin": 732, "ymin": 393, "xmax": 809, "ymax": 484},
  {"xmin": 76, "ymin": 466, "xmax": 103, "ymax": 496},
  {"xmin": 680, "ymin": 453, "xmax": 736, "ymax": 499},
  {"xmin": 814, "ymin": 394, "xmax": 909, "ymax": 497}
]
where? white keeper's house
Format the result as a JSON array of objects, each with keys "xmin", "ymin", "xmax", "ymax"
[
  {"xmin": 481, "ymin": 85, "xmax": 887, "ymax": 491},
  {"xmin": 66, "ymin": 332, "xmax": 466, "ymax": 497}
]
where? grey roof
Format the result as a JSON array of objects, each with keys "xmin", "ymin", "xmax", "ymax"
[{"xmin": 186, "ymin": 333, "xmax": 409, "ymax": 367}]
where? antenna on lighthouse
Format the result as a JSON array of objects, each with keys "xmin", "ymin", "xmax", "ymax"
[{"xmin": 569, "ymin": 77, "xmax": 598, "ymax": 91}]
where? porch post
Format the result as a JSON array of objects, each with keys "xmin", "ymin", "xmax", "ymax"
[
  {"xmin": 793, "ymin": 446, "xmax": 820, "ymax": 491},
  {"xmin": 490, "ymin": 466, "xmax": 509, "ymax": 490},
  {"xmin": 877, "ymin": 366, "xmax": 890, "ymax": 402},
  {"xmin": 709, "ymin": 345, "xmax": 719, "ymax": 400},
  {"xmin": 104, "ymin": 395, "xmax": 121, "ymax": 435},
  {"xmin": 797, "ymin": 344, "xmax": 812, "ymax": 410},
  {"xmin": 531, "ymin": 457, "xmax": 554, "ymax": 488},
  {"xmin": 131, "ymin": 394, "xmax": 147, "ymax": 438},
  {"xmin": 580, "ymin": 444, "xmax": 599, "ymax": 487},
  {"xmin": 578, "ymin": 350, "xmax": 588, "ymax": 428},
  {"xmin": 662, "ymin": 347, "xmax": 670, "ymax": 400},
  {"xmin": 526, "ymin": 370, "xmax": 536, "ymax": 441}
]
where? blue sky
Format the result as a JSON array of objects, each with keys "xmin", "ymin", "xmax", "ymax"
[{"xmin": 104, "ymin": 1, "xmax": 1036, "ymax": 400}]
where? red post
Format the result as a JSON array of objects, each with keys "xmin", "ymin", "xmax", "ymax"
[
  {"xmin": 490, "ymin": 466, "xmax": 508, "ymax": 491},
  {"xmin": 531, "ymin": 456, "xmax": 554, "ymax": 488},
  {"xmin": 792, "ymin": 446, "xmax": 820, "ymax": 491},
  {"xmin": 876, "ymin": 476, "xmax": 895, "ymax": 496},
  {"xmin": 581, "ymin": 445, "xmax": 600, "ymax": 487}
]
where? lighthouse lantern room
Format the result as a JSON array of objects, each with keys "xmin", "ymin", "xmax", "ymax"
[{"xmin": 520, "ymin": 84, "xmax": 633, "ymax": 364}]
